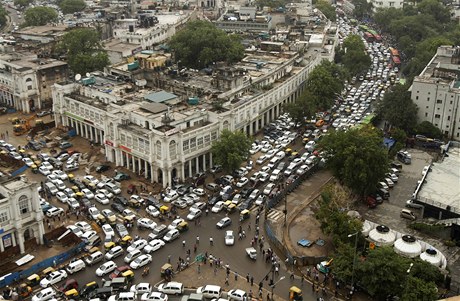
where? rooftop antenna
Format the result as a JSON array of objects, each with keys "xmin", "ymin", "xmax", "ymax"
[{"xmin": 75, "ymin": 74, "xmax": 81, "ymax": 81}]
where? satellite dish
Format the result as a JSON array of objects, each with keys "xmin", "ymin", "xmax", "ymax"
[
  {"xmin": 86, "ymin": 72, "xmax": 91, "ymax": 77},
  {"xmin": 75, "ymin": 74, "xmax": 81, "ymax": 81}
]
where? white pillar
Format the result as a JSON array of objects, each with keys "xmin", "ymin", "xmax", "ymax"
[
  {"xmin": 203, "ymin": 154, "xmax": 207, "ymax": 171},
  {"xmin": 144, "ymin": 160, "xmax": 149, "ymax": 179},
  {"xmin": 17, "ymin": 230, "xmax": 25, "ymax": 254},
  {"xmin": 150, "ymin": 164, "xmax": 155, "ymax": 183},
  {"xmin": 195, "ymin": 157, "xmax": 199, "ymax": 173},
  {"xmin": 188, "ymin": 160, "xmax": 192, "ymax": 178}
]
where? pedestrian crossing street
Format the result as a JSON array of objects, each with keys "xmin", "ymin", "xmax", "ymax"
[{"xmin": 266, "ymin": 209, "xmax": 284, "ymax": 222}]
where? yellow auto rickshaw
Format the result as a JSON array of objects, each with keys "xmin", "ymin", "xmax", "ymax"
[
  {"xmin": 285, "ymin": 148, "xmax": 292, "ymax": 156},
  {"xmin": 41, "ymin": 267, "xmax": 55, "ymax": 277},
  {"xmin": 86, "ymin": 182, "xmax": 96, "ymax": 191},
  {"xmin": 289, "ymin": 286, "xmax": 303, "ymax": 301},
  {"xmin": 65, "ymin": 288, "xmax": 78, "ymax": 298},
  {"xmin": 302, "ymin": 137, "xmax": 309, "ymax": 143},
  {"xmin": 96, "ymin": 214, "xmax": 106, "ymax": 226},
  {"xmin": 19, "ymin": 283, "xmax": 32, "ymax": 297},
  {"xmin": 120, "ymin": 235, "xmax": 133, "ymax": 247},
  {"xmin": 177, "ymin": 221, "xmax": 189, "ymax": 233},
  {"xmin": 121, "ymin": 270, "xmax": 135, "ymax": 283},
  {"xmin": 160, "ymin": 263, "xmax": 173, "ymax": 281},
  {"xmin": 71, "ymin": 186, "xmax": 80, "ymax": 193},
  {"xmin": 159, "ymin": 205, "xmax": 169, "ymax": 215},
  {"xmin": 68, "ymin": 174, "xmax": 75, "ymax": 183},
  {"xmin": 240, "ymin": 209, "xmax": 250, "ymax": 222},
  {"xmin": 75, "ymin": 191, "xmax": 84, "ymax": 199},
  {"xmin": 104, "ymin": 241, "xmax": 117, "ymax": 251},
  {"xmin": 80, "ymin": 281, "xmax": 99, "ymax": 298},
  {"xmin": 87, "ymin": 246, "xmax": 100, "ymax": 254},
  {"xmin": 123, "ymin": 215, "xmax": 135, "ymax": 224},
  {"xmin": 26, "ymin": 274, "xmax": 40, "ymax": 287},
  {"xmin": 226, "ymin": 203, "xmax": 236, "ymax": 213},
  {"xmin": 31, "ymin": 164, "xmax": 38, "ymax": 173},
  {"xmin": 10, "ymin": 117, "xmax": 20, "ymax": 124}
]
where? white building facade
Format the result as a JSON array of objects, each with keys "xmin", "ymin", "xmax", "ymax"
[
  {"xmin": 410, "ymin": 46, "xmax": 460, "ymax": 141},
  {"xmin": 0, "ymin": 178, "xmax": 45, "ymax": 254}
]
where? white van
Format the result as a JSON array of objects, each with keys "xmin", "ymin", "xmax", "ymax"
[
  {"xmin": 85, "ymin": 251, "xmax": 104, "ymax": 266},
  {"xmin": 45, "ymin": 182, "xmax": 58, "ymax": 195},
  {"xmin": 108, "ymin": 292, "xmax": 136, "ymax": 301},
  {"xmin": 267, "ymin": 157, "xmax": 280, "ymax": 169},
  {"xmin": 275, "ymin": 151, "xmax": 285, "ymax": 160},
  {"xmin": 158, "ymin": 282, "xmax": 184, "ymax": 295},
  {"xmin": 196, "ymin": 285, "xmax": 222, "ymax": 299},
  {"xmin": 163, "ymin": 229, "xmax": 179, "ymax": 242},
  {"xmin": 66, "ymin": 259, "xmax": 86, "ymax": 274},
  {"xmin": 123, "ymin": 249, "xmax": 142, "ymax": 263}
]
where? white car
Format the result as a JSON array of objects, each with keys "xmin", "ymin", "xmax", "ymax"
[
  {"xmin": 225, "ymin": 230, "xmax": 235, "ymax": 246},
  {"xmin": 192, "ymin": 188, "xmax": 206, "ymax": 196},
  {"xmin": 96, "ymin": 261, "xmax": 117, "ymax": 276},
  {"xmin": 186, "ymin": 208, "xmax": 202, "ymax": 221},
  {"xmin": 54, "ymin": 179, "xmax": 66, "ymax": 190},
  {"xmin": 236, "ymin": 177, "xmax": 248, "ymax": 188},
  {"xmin": 122, "ymin": 209, "xmax": 136, "ymax": 220},
  {"xmin": 127, "ymin": 239, "xmax": 148, "ymax": 253},
  {"xmin": 146, "ymin": 205, "xmax": 160, "ymax": 217},
  {"xmin": 45, "ymin": 206, "xmax": 64, "ymax": 217},
  {"xmin": 228, "ymin": 289, "xmax": 247, "ymax": 301},
  {"xmin": 75, "ymin": 221, "xmax": 92, "ymax": 232},
  {"xmin": 97, "ymin": 189, "xmax": 114, "ymax": 199},
  {"xmin": 56, "ymin": 192, "xmax": 68, "ymax": 203},
  {"xmin": 47, "ymin": 174, "xmax": 60, "ymax": 184},
  {"xmin": 105, "ymin": 245, "xmax": 124, "ymax": 260},
  {"xmin": 141, "ymin": 292, "xmax": 168, "ymax": 301},
  {"xmin": 143, "ymin": 239, "xmax": 165, "ymax": 253},
  {"xmin": 31, "ymin": 287, "xmax": 56, "ymax": 301},
  {"xmin": 52, "ymin": 170, "xmax": 68, "ymax": 181},
  {"xmin": 39, "ymin": 166, "xmax": 51, "ymax": 176},
  {"xmin": 164, "ymin": 190, "xmax": 179, "ymax": 202},
  {"xmin": 102, "ymin": 224, "xmax": 115, "ymax": 237},
  {"xmin": 263, "ymin": 183, "xmax": 276, "ymax": 195},
  {"xmin": 88, "ymin": 207, "xmax": 101, "ymax": 221},
  {"xmin": 137, "ymin": 218, "xmax": 157, "ymax": 230},
  {"xmin": 130, "ymin": 254, "xmax": 152, "ymax": 269},
  {"xmin": 67, "ymin": 198, "xmax": 80, "ymax": 210},
  {"xmin": 81, "ymin": 189, "xmax": 94, "ymax": 200},
  {"xmin": 249, "ymin": 145, "xmax": 261, "ymax": 154},
  {"xmin": 95, "ymin": 193, "xmax": 109, "ymax": 205},
  {"xmin": 66, "ymin": 225, "xmax": 83, "ymax": 237},
  {"xmin": 22, "ymin": 157, "xmax": 34, "ymax": 167},
  {"xmin": 64, "ymin": 188, "xmax": 76, "ymax": 198},
  {"xmin": 41, "ymin": 161, "xmax": 54, "ymax": 171},
  {"xmin": 83, "ymin": 175, "xmax": 100, "ymax": 185},
  {"xmin": 130, "ymin": 283, "xmax": 152, "ymax": 295},
  {"xmin": 259, "ymin": 172, "xmax": 269, "ymax": 182},
  {"xmin": 212, "ymin": 201, "xmax": 225, "ymax": 213},
  {"xmin": 40, "ymin": 270, "xmax": 68, "ymax": 288},
  {"xmin": 168, "ymin": 218, "xmax": 185, "ymax": 230}
]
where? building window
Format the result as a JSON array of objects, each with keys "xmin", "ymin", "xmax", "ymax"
[
  {"xmin": 19, "ymin": 195, "xmax": 29, "ymax": 214},
  {"xmin": 448, "ymin": 116, "xmax": 451, "ymax": 121},
  {"xmin": 156, "ymin": 141, "xmax": 162, "ymax": 158},
  {"xmin": 436, "ymin": 99, "xmax": 442, "ymax": 104},
  {"xmin": 197, "ymin": 137, "xmax": 203, "ymax": 148},
  {"xmin": 425, "ymin": 113, "xmax": 428, "ymax": 117},
  {"xmin": 190, "ymin": 137, "xmax": 196, "ymax": 150},
  {"xmin": 416, "ymin": 96, "xmax": 419, "ymax": 100},
  {"xmin": 183, "ymin": 140, "xmax": 189, "ymax": 152},
  {"xmin": 0, "ymin": 211, "xmax": 8, "ymax": 223},
  {"xmin": 211, "ymin": 131, "xmax": 217, "ymax": 141},
  {"xmin": 169, "ymin": 140, "xmax": 177, "ymax": 159},
  {"xmin": 435, "ymin": 114, "xmax": 440, "ymax": 118}
]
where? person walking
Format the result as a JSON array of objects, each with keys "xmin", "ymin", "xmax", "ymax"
[{"xmin": 209, "ymin": 237, "xmax": 213, "ymax": 246}]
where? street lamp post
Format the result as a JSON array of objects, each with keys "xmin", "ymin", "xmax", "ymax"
[
  {"xmin": 348, "ymin": 232, "xmax": 359, "ymax": 299},
  {"xmin": 270, "ymin": 276, "xmax": 286, "ymax": 300}
]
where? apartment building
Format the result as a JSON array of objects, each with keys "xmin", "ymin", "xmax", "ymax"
[
  {"xmin": 0, "ymin": 177, "xmax": 45, "ymax": 254},
  {"xmin": 53, "ymin": 20, "xmax": 336, "ymax": 187},
  {"xmin": 410, "ymin": 45, "xmax": 460, "ymax": 141},
  {"xmin": 0, "ymin": 53, "xmax": 68, "ymax": 112}
]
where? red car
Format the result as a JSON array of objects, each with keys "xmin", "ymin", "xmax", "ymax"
[
  {"xmin": 59, "ymin": 279, "xmax": 78, "ymax": 292},
  {"xmin": 109, "ymin": 265, "xmax": 131, "ymax": 279}
]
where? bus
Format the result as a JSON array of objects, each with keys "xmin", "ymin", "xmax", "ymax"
[
  {"xmin": 373, "ymin": 34, "xmax": 382, "ymax": 42},
  {"xmin": 359, "ymin": 24, "xmax": 370, "ymax": 32},
  {"xmin": 364, "ymin": 32, "xmax": 375, "ymax": 42},
  {"xmin": 389, "ymin": 47, "xmax": 400, "ymax": 57},
  {"xmin": 392, "ymin": 56, "xmax": 401, "ymax": 67}
]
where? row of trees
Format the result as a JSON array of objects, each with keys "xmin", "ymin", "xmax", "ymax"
[
  {"xmin": 23, "ymin": 0, "xmax": 86, "ymax": 27},
  {"xmin": 0, "ymin": 5, "xmax": 7, "ymax": 27},
  {"xmin": 335, "ymin": 34, "xmax": 372, "ymax": 77},
  {"xmin": 316, "ymin": 185, "xmax": 442, "ymax": 300}
]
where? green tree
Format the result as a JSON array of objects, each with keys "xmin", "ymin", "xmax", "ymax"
[
  {"xmin": 414, "ymin": 121, "xmax": 443, "ymax": 139},
  {"xmin": 169, "ymin": 20, "xmax": 244, "ymax": 69},
  {"xmin": 315, "ymin": 184, "xmax": 363, "ymax": 244},
  {"xmin": 58, "ymin": 0, "xmax": 86, "ymax": 14},
  {"xmin": 14, "ymin": 0, "xmax": 33, "ymax": 8},
  {"xmin": 330, "ymin": 242, "xmax": 356, "ymax": 283},
  {"xmin": 0, "ymin": 6, "xmax": 8, "ymax": 27},
  {"xmin": 255, "ymin": 0, "xmax": 285, "ymax": 8},
  {"xmin": 401, "ymin": 277, "xmax": 437, "ymax": 301},
  {"xmin": 417, "ymin": 0, "xmax": 452, "ymax": 24},
  {"xmin": 283, "ymin": 90, "xmax": 317, "ymax": 125},
  {"xmin": 374, "ymin": 8, "xmax": 404, "ymax": 32},
  {"xmin": 307, "ymin": 60, "xmax": 345, "ymax": 110},
  {"xmin": 341, "ymin": 35, "xmax": 371, "ymax": 76},
  {"xmin": 24, "ymin": 6, "xmax": 58, "ymax": 26},
  {"xmin": 319, "ymin": 127, "xmax": 389, "ymax": 196},
  {"xmin": 377, "ymin": 84, "xmax": 418, "ymax": 132},
  {"xmin": 211, "ymin": 129, "xmax": 252, "ymax": 173},
  {"xmin": 351, "ymin": 0, "xmax": 373, "ymax": 19},
  {"xmin": 356, "ymin": 247, "xmax": 408, "ymax": 298},
  {"xmin": 58, "ymin": 28, "xmax": 109, "ymax": 75},
  {"xmin": 315, "ymin": 0, "xmax": 336, "ymax": 21}
]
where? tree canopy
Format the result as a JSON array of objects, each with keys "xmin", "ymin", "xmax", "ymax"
[
  {"xmin": 169, "ymin": 20, "xmax": 245, "ymax": 69},
  {"xmin": 13, "ymin": 0, "xmax": 33, "ymax": 8},
  {"xmin": 337, "ymin": 34, "xmax": 372, "ymax": 77},
  {"xmin": 414, "ymin": 121, "xmax": 443, "ymax": 139},
  {"xmin": 319, "ymin": 126, "xmax": 389, "ymax": 196},
  {"xmin": 283, "ymin": 90, "xmax": 317, "ymax": 125},
  {"xmin": 24, "ymin": 6, "xmax": 58, "ymax": 26},
  {"xmin": 377, "ymin": 84, "xmax": 418, "ymax": 132},
  {"xmin": 315, "ymin": 0, "xmax": 336, "ymax": 21},
  {"xmin": 211, "ymin": 129, "xmax": 252, "ymax": 173},
  {"xmin": 57, "ymin": 0, "xmax": 86, "ymax": 14},
  {"xmin": 0, "ymin": 5, "xmax": 7, "ymax": 27},
  {"xmin": 350, "ymin": 0, "xmax": 373, "ymax": 19},
  {"xmin": 307, "ymin": 60, "xmax": 345, "ymax": 110},
  {"xmin": 58, "ymin": 28, "xmax": 109, "ymax": 75}
]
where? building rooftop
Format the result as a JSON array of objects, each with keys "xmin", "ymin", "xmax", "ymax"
[
  {"xmin": 144, "ymin": 91, "xmax": 177, "ymax": 103},
  {"xmin": 417, "ymin": 144, "xmax": 460, "ymax": 213},
  {"xmin": 0, "ymin": 53, "xmax": 67, "ymax": 70},
  {"xmin": 15, "ymin": 25, "xmax": 68, "ymax": 36}
]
